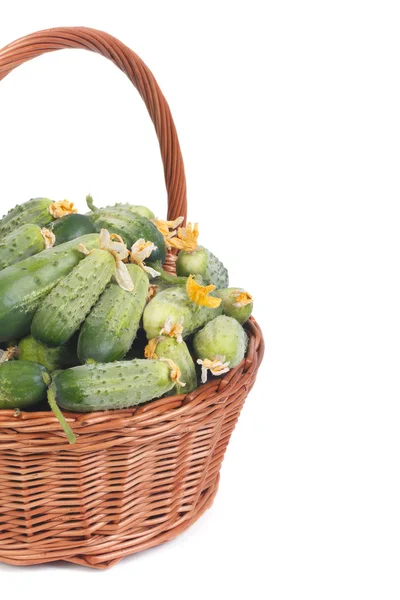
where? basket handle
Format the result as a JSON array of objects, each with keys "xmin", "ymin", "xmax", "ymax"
[{"xmin": 0, "ymin": 26, "xmax": 187, "ymax": 222}]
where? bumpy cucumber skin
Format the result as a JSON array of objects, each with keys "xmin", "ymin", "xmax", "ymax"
[
  {"xmin": 31, "ymin": 249, "xmax": 115, "ymax": 347},
  {"xmin": 51, "ymin": 214, "xmax": 96, "ymax": 245},
  {"xmin": 52, "ymin": 359, "xmax": 175, "ymax": 412},
  {"xmin": 193, "ymin": 315, "xmax": 248, "ymax": 368},
  {"xmin": 0, "ymin": 224, "xmax": 46, "ymax": 270},
  {"xmin": 143, "ymin": 286, "xmax": 222, "ymax": 340},
  {"xmin": 0, "ymin": 360, "xmax": 49, "ymax": 409},
  {"xmin": 176, "ymin": 246, "xmax": 229, "ymax": 288},
  {"xmin": 78, "ymin": 264, "xmax": 149, "ymax": 363},
  {"xmin": 0, "ymin": 234, "xmax": 99, "ymax": 342},
  {"xmin": 88, "ymin": 211, "xmax": 166, "ymax": 263},
  {"xmin": 215, "ymin": 288, "xmax": 253, "ymax": 324},
  {"xmin": 18, "ymin": 335, "xmax": 79, "ymax": 372},
  {"xmin": 0, "ymin": 198, "xmax": 55, "ymax": 237},
  {"xmin": 93, "ymin": 204, "xmax": 155, "ymax": 220},
  {"xmin": 153, "ymin": 337, "xmax": 197, "ymax": 394}
]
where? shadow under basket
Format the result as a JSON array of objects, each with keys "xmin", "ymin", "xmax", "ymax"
[{"xmin": 0, "ymin": 27, "xmax": 265, "ymax": 569}]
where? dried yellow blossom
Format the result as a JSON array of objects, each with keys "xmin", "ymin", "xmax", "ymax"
[
  {"xmin": 130, "ymin": 239, "xmax": 160, "ymax": 278},
  {"xmin": 160, "ymin": 316, "xmax": 184, "ymax": 343},
  {"xmin": 78, "ymin": 229, "xmax": 134, "ymax": 292},
  {"xmin": 147, "ymin": 285, "xmax": 158, "ymax": 301},
  {"xmin": 168, "ymin": 222, "xmax": 199, "ymax": 252},
  {"xmin": 197, "ymin": 356, "xmax": 231, "ymax": 384},
  {"xmin": 0, "ymin": 346, "xmax": 19, "ymax": 363},
  {"xmin": 152, "ymin": 216, "xmax": 184, "ymax": 249},
  {"xmin": 144, "ymin": 337, "xmax": 160, "ymax": 360},
  {"xmin": 159, "ymin": 357, "xmax": 186, "ymax": 388},
  {"xmin": 186, "ymin": 275, "xmax": 221, "ymax": 309},
  {"xmin": 49, "ymin": 200, "xmax": 77, "ymax": 219},
  {"xmin": 40, "ymin": 228, "xmax": 56, "ymax": 249},
  {"xmin": 232, "ymin": 291, "xmax": 253, "ymax": 308}
]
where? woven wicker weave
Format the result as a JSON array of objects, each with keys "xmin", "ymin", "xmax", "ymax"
[{"xmin": 0, "ymin": 27, "xmax": 264, "ymax": 569}]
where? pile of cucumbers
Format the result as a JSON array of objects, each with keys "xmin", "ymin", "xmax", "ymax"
[{"xmin": 0, "ymin": 196, "xmax": 254, "ymax": 443}]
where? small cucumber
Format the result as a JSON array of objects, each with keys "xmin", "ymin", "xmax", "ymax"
[
  {"xmin": 143, "ymin": 286, "xmax": 222, "ymax": 340},
  {"xmin": 78, "ymin": 264, "xmax": 149, "ymax": 363},
  {"xmin": 18, "ymin": 335, "xmax": 79, "ymax": 372},
  {"xmin": 215, "ymin": 288, "xmax": 253, "ymax": 324},
  {"xmin": 86, "ymin": 195, "xmax": 155, "ymax": 220},
  {"xmin": 51, "ymin": 359, "xmax": 176, "ymax": 412},
  {"xmin": 176, "ymin": 246, "xmax": 229, "ymax": 288},
  {"xmin": 0, "ymin": 224, "xmax": 51, "ymax": 270},
  {"xmin": 0, "ymin": 234, "xmax": 99, "ymax": 342},
  {"xmin": 0, "ymin": 198, "xmax": 54, "ymax": 237},
  {"xmin": 193, "ymin": 315, "xmax": 248, "ymax": 368},
  {"xmin": 88, "ymin": 210, "xmax": 166, "ymax": 263},
  {"xmin": 51, "ymin": 214, "xmax": 96, "ymax": 245},
  {"xmin": 0, "ymin": 360, "xmax": 49, "ymax": 409},
  {"xmin": 149, "ymin": 337, "xmax": 197, "ymax": 394},
  {"xmin": 31, "ymin": 249, "xmax": 115, "ymax": 347}
]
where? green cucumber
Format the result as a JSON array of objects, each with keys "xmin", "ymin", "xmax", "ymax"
[
  {"xmin": 0, "ymin": 234, "xmax": 99, "ymax": 342},
  {"xmin": 86, "ymin": 195, "xmax": 155, "ymax": 220},
  {"xmin": 215, "ymin": 288, "xmax": 253, "ymax": 324},
  {"xmin": 0, "ymin": 198, "xmax": 54, "ymax": 237},
  {"xmin": 193, "ymin": 315, "xmax": 248, "ymax": 369},
  {"xmin": 143, "ymin": 286, "xmax": 222, "ymax": 340},
  {"xmin": 51, "ymin": 359, "xmax": 176, "ymax": 412},
  {"xmin": 18, "ymin": 335, "xmax": 79, "ymax": 372},
  {"xmin": 31, "ymin": 248, "xmax": 115, "ymax": 346},
  {"xmin": 176, "ymin": 246, "xmax": 229, "ymax": 288},
  {"xmin": 0, "ymin": 360, "xmax": 49, "ymax": 409},
  {"xmin": 88, "ymin": 210, "xmax": 166, "ymax": 263},
  {"xmin": 150, "ymin": 337, "xmax": 197, "ymax": 394},
  {"xmin": 0, "ymin": 224, "xmax": 50, "ymax": 270},
  {"xmin": 31, "ymin": 249, "xmax": 115, "ymax": 347},
  {"xmin": 78, "ymin": 264, "xmax": 149, "ymax": 363},
  {"xmin": 51, "ymin": 214, "xmax": 96, "ymax": 245}
]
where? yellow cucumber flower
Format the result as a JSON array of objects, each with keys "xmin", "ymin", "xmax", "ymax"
[
  {"xmin": 232, "ymin": 291, "xmax": 253, "ymax": 308},
  {"xmin": 159, "ymin": 316, "xmax": 184, "ymax": 343},
  {"xmin": 129, "ymin": 239, "xmax": 160, "ymax": 278},
  {"xmin": 152, "ymin": 216, "xmax": 184, "ymax": 249},
  {"xmin": 159, "ymin": 357, "xmax": 186, "ymax": 388},
  {"xmin": 168, "ymin": 222, "xmax": 199, "ymax": 252},
  {"xmin": 40, "ymin": 228, "xmax": 56, "ymax": 249},
  {"xmin": 49, "ymin": 200, "xmax": 77, "ymax": 219},
  {"xmin": 197, "ymin": 356, "xmax": 231, "ymax": 384},
  {"xmin": 186, "ymin": 275, "xmax": 221, "ymax": 309}
]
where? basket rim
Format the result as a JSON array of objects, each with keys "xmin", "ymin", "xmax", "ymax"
[{"xmin": 0, "ymin": 317, "xmax": 264, "ymax": 436}]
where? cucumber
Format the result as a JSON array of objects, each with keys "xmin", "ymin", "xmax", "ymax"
[
  {"xmin": 51, "ymin": 214, "xmax": 96, "ymax": 245},
  {"xmin": 86, "ymin": 195, "xmax": 155, "ymax": 220},
  {"xmin": 176, "ymin": 246, "xmax": 229, "ymax": 288},
  {"xmin": 147, "ymin": 337, "xmax": 197, "ymax": 394},
  {"xmin": 51, "ymin": 359, "xmax": 176, "ymax": 412},
  {"xmin": 31, "ymin": 249, "xmax": 115, "ymax": 347},
  {"xmin": 0, "ymin": 198, "xmax": 76, "ymax": 237},
  {"xmin": 143, "ymin": 286, "xmax": 222, "ymax": 340},
  {"xmin": 0, "ymin": 360, "xmax": 49, "ymax": 409},
  {"xmin": 193, "ymin": 315, "xmax": 248, "ymax": 369},
  {"xmin": 0, "ymin": 198, "xmax": 53, "ymax": 237},
  {"xmin": 0, "ymin": 224, "xmax": 52, "ymax": 270},
  {"xmin": 88, "ymin": 210, "xmax": 166, "ymax": 263},
  {"xmin": 124, "ymin": 329, "xmax": 148, "ymax": 359},
  {"xmin": 0, "ymin": 234, "xmax": 99, "ymax": 342},
  {"xmin": 78, "ymin": 264, "xmax": 149, "ymax": 363},
  {"xmin": 18, "ymin": 335, "xmax": 79, "ymax": 372},
  {"xmin": 215, "ymin": 288, "xmax": 253, "ymax": 324}
]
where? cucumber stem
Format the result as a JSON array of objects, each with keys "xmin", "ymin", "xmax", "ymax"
[
  {"xmin": 47, "ymin": 386, "xmax": 76, "ymax": 444},
  {"xmin": 86, "ymin": 194, "xmax": 98, "ymax": 213},
  {"xmin": 148, "ymin": 262, "xmax": 187, "ymax": 285}
]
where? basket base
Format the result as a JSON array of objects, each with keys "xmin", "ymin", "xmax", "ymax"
[{"xmin": 0, "ymin": 475, "xmax": 219, "ymax": 570}]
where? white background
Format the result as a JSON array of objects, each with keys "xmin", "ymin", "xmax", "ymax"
[{"xmin": 0, "ymin": 1, "xmax": 399, "ymax": 599}]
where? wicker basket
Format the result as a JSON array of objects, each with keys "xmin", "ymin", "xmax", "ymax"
[{"xmin": 0, "ymin": 27, "xmax": 264, "ymax": 569}]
